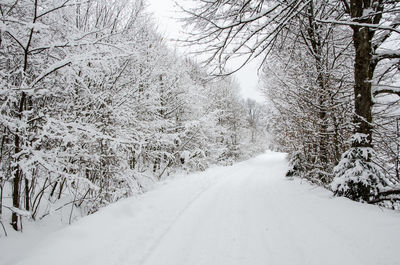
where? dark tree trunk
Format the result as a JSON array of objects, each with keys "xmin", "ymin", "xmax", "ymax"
[
  {"xmin": 11, "ymin": 0, "xmax": 38, "ymax": 231},
  {"xmin": 349, "ymin": 0, "xmax": 381, "ymax": 151},
  {"xmin": 352, "ymin": 26, "xmax": 373, "ymax": 149},
  {"xmin": 12, "ymin": 92, "xmax": 26, "ymax": 231},
  {"xmin": 25, "ymin": 178, "xmax": 30, "ymax": 211},
  {"xmin": 11, "ymin": 168, "xmax": 20, "ymax": 231}
]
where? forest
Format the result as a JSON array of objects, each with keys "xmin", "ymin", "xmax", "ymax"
[
  {"xmin": 0, "ymin": 0, "xmax": 400, "ymax": 238},
  {"xmin": 0, "ymin": 0, "xmax": 270, "ymax": 233},
  {"xmin": 181, "ymin": 0, "xmax": 400, "ymax": 205}
]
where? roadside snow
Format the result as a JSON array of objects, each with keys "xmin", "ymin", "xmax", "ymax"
[{"xmin": 3, "ymin": 151, "xmax": 400, "ymax": 265}]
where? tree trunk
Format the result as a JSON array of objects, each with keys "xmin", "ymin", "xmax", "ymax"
[
  {"xmin": 352, "ymin": 26, "xmax": 373, "ymax": 149},
  {"xmin": 11, "ymin": 0, "xmax": 38, "ymax": 230},
  {"xmin": 11, "ymin": 167, "xmax": 20, "ymax": 231},
  {"xmin": 350, "ymin": 0, "xmax": 379, "ymax": 151},
  {"xmin": 25, "ymin": 178, "xmax": 30, "ymax": 211},
  {"xmin": 12, "ymin": 92, "xmax": 26, "ymax": 231},
  {"xmin": 306, "ymin": 1, "xmax": 328, "ymax": 181}
]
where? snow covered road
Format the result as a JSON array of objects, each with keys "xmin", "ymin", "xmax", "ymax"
[{"xmin": 9, "ymin": 152, "xmax": 400, "ymax": 265}]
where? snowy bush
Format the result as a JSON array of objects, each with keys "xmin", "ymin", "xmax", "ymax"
[
  {"xmin": 286, "ymin": 151, "xmax": 305, "ymax": 178},
  {"xmin": 331, "ymin": 134, "xmax": 389, "ymax": 202}
]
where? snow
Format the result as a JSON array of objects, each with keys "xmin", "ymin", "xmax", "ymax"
[
  {"xmin": 3, "ymin": 151, "xmax": 400, "ymax": 265},
  {"xmin": 8, "ymin": 207, "xmax": 32, "ymax": 218},
  {"xmin": 362, "ymin": 8, "xmax": 374, "ymax": 17}
]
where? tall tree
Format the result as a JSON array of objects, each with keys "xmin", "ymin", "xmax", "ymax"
[{"xmin": 331, "ymin": 0, "xmax": 400, "ymax": 201}]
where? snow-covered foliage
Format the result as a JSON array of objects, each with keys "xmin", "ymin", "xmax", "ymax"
[
  {"xmin": 0, "ymin": 0, "xmax": 269, "ymax": 233},
  {"xmin": 261, "ymin": 17, "xmax": 354, "ymax": 186},
  {"xmin": 331, "ymin": 134, "xmax": 389, "ymax": 202},
  {"xmin": 247, "ymin": 0, "xmax": 399, "ymax": 204}
]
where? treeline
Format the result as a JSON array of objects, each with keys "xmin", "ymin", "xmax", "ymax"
[
  {"xmin": 260, "ymin": 1, "xmax": 400, "ymax": 206},
  {"xmin": 181, "ymin": 0, "xmax": 400, "ymax": 207},
  {"xmin": 0, "ymin": 0, "xmax": 269, "ymax": 233}
]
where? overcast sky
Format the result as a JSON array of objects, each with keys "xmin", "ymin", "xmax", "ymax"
[{"xmin": 146, "ymin": 0, "xmax": 265, "ymax": 102}]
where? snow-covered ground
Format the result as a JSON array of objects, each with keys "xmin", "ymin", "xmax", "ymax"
[{"xmin": 2, "ymin": 151, "xmax": 400, "ymax": 265}]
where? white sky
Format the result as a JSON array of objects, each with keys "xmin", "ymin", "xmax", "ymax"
[{"xmin": 146, "ymin": 0, "xmax": 265, "ymax": 102}]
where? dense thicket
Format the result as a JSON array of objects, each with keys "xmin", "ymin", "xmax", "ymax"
[
  {"xmin": 182, "ymin": 0, "xmax": 400, "ymax": 206},
  {"xmin": 0, "ymin": 0, "xmax": 269, "ymax": 233}
]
